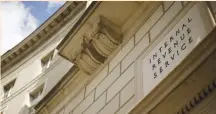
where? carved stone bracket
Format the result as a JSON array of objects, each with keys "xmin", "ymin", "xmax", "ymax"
[{"xmin": 69, "ymin": 16, "xmax": 122, "ymax": 74}]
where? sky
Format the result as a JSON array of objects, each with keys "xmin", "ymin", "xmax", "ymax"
[{"xmin": 0, "ymin": 1, "xmax": 65, "ymax": 55}]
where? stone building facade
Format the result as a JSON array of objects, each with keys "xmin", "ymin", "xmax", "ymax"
[
  {"xmin": 0, "ymin": 2, "xmax": 87, "ymax": 114},
  {"xmin": 1, "ymin": 1, "xmax": 216, "ymax": 114}
]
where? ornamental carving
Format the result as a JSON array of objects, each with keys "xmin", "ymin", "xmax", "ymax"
[{"xmin": 69, "ymin": 16, "xmax": 122, "ymax": 74}]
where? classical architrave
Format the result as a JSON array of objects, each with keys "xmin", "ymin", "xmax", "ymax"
[
  {"xmin": 68, "ymin": 16, "xmax": 122, "ymax": 75},
  {"xmin": 1, "ymin": 1, "xmax": 86, "ymax": 77}
]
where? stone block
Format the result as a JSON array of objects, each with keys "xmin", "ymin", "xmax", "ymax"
[
  {"xmin": 120, "ymin": 79, "xmax": 135, "ymax": 107},
  {"xmin": 109, "ymin": 37, "xmax": 134, "ymax": 73},
  {"xmin": 135, "ymin": 5, "xmax": 163, "ymax": 44},
  {"xmin": 73, "ymin": 90, "xmax": 94, "ymax": 114},
  {"xmin": 95, "ymin": 64, "xmax": 120, "ymax": 99},
  {"xmin": 150, "ymin": 2, "xmax": 182, "ymax": 41},
  {"xmin": 83, "ymin": 92, "xmax": 106, "ymax": 114},
  {"xmin": 107, "ymin": 63, "xmax": 135, "ymax": 102},
  {"xmin": 121, "ymin": 34, "xmax": 149, "ymax": 73},
  {"xmin": 85, "ymin": 65, "xmax": 108, "ymax": 97},
  {"xmin": 97, "ymin": 94, "xmax": 119, "ymax": 114}
]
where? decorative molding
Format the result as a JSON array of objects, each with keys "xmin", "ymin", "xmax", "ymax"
[
  {"xmin": 1, "ymin": 1, "xmax": 86, "ymax": 75},
  {"xmin": 34, "ymin": 2, "xmax": 159, "ymax": 113},
  {"xmin": 177, "ymin": 79, "xmax": 216, "ymax": 114},
  {"xmin": 34, "ymin": 2, "xmax": 160, "ymax": 113},
  {"xmin": 68, "ymin": 16, "xmax": 122, "ymax": 75},
  {"xmin": 0, "ymin": 57, "xmax": 63, "ymax": 108}
]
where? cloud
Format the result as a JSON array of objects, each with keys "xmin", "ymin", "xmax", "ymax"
[
  {"xmin": 46, "ymin": 1, "xmax": 65, "ymax": 14},
  {"xmin": 0, "ymin": 2, "xmax": 39, "ymax": 55}
]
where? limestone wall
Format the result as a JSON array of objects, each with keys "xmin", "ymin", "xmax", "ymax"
[
  {"xmin": 54, "ymin": 1, "xmax": 186, "ymax": 114},
  {"xmin": 49, "ymin": 1, "xmax": 216, "ymax": 114},
  {"xmin": 0, "ymin": 8, "xmax": 85, "ymax": 114}
]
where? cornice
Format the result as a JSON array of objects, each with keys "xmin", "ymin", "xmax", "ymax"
[
  {"xmin": 33, "ymin": 1, "xmax": 216, "ymax": 114},
  {"xmin": 57, "ymin": 1, "xmax": 101, "ymax": 52},
  {"xmin": 34, "ymin": 1, "xmax": 156, "ymax": 113},
  {"xmin": 57, "ymin": 1, "xmax": 145, "ymax": 75},
  {"xmin": 1, "ymin": 1, "xmax": 86, "ymax": 75},
  {"xmin": 34, "ymin": 2, "xmax": 102, "ymax": 113}
]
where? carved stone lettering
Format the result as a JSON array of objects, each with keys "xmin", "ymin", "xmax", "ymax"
[
  {"xmin": 147, "ymin": 18, "xmax": 193, "ymax": 79},
  {"xmin": 141, "ymin": 3, "xmax": 215, "ymax": 97}
]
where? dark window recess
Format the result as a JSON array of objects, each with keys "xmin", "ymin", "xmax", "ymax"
[
  {"xmin": 41, "ymin": 50, "xmax": 55, "ymax": 72},
  {"xmin": 3, "ymin": 79, "xmax": 16, "ymax": 99},
  {"xmin": 29, "ymin": 84, "xmax": 44, "ymax": 102}
]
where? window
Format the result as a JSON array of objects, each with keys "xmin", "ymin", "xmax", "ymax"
[
  {"xmin": 41, "ymin": 50, "xmax": 55, "ymax": 72},
  {"xmin": 29, "ymin": 84, "xmax": 44, "ymax": 102},
  {"xmin": 3, "ymin": 79, "xmax": 16, "ymax": 99}
]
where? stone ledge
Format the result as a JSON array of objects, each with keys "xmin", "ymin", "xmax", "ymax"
[{"xmin": 1, "ymin": 1, "xmax": 86, "ymax": 76}]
